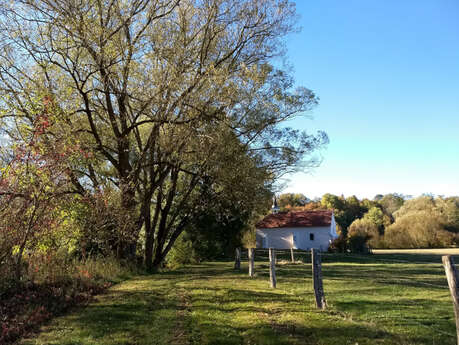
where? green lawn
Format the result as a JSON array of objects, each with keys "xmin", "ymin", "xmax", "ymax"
[{"xmin": 20, "ymin": 252, "xmax": 457, "ymax": 345}]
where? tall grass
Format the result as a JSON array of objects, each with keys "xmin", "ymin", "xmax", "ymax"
[{"xmin": 0, "ymin": 254, "xmax": 139, "ymax": 344}]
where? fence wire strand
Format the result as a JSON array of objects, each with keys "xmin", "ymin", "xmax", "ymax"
[{"xmin": 247, "ymin": 249, "xmax": 457, "ymax": 340}]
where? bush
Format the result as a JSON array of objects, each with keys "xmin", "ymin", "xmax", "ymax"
[
  {"xmin": 347, "ymin": 233, "xmax": 371, "ymax": 253},
  {"xmin": 328, "ymin": 235, "xmax": 347, "ymax": 253},
  {"xmin": 384, "ymin": 211, "xmax": 455, "ymax": 248},
  {"xmin": 347, "ymin": 218, "xmax": 381, "ymax": 251},
  {"xmin": 166, "ymin": 234, "xmax": 199, "ymax": 269}
]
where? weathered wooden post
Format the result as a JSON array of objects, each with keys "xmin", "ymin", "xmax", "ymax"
[
  {"xmin": 290, "ymin": 248, "xmax": 295, "ymax": 263},
  {"xmin": 269, "ymin": 248, "xmax": 277, "ymax": 288},
  {"xmin": 442, "ymin": 255, "xmax": 459, "ymax": 343},
  {"xmin": 234, "ymin": 247, "xmax": 241, "ymax": 270},
  {"xmin": 312, "ymin": 249, "xmax": 326, "ymax": 309},
  {"xmin": 248, "ymin": 248, "xmax": 255, "ymax": 277}
]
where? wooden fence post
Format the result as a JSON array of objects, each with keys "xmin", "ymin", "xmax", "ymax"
[
  {"xmin": 312, "ymin": 249, "xmax": 326, "ymax": 309},
  {"xmin": 290, "ymin": 248, "xmax": 295, "ymax": 263},
  {"xmin": 269, "ymin": 248, "xmax": 277, "ymax": 288},
  {"xmin": 442, "ymin": 255, "xmax": 459, "ymax": 344},
  {"xmin": 248, "ymin": 248, "xmax": 255, "ymax": 277},
  {"xmin": 234, "ymin": 247, "xmax": 241, "ymax": 270}
]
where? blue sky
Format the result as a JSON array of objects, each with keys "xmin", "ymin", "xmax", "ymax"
[{"xmin": 281, "ymin": 0, "xmax": 459, "ymax": 200}]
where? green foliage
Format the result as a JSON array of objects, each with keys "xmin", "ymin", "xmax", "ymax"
[
  {"xmin": 384, "ymin": 196, "xmax": 459, "ymax": 248},
  {"xmin": 361, "ymin": 198, "xmax": 379, "ymax": 211},
  {"xmin": 347, "ymin": 234, "xmax": 371, "ymax": 253},
  {"xmin": 440, "ymin": 197, "xmax": 459, "ymax": 232},
  {"xmin": 348, "ymin": 218, "xmax": 380, "ymax": 252},
  {"xmin": 277, "ymin": 193, "xmax": 308, "ymax": 210},
  {"xmin": 379, "ymin": 193, "xmax": 405, "ymax": 219},
  {"xmin": 393, "ymin": 195, "xmax": 436, "ymax": 219},
  {"xmin": 311, "ymin": 193, "xmax": 458, "ymax": 250},
  {"xmin": 320, "ymin": 193, "xmax": 367, "ymax": 237},
  {"xmin": 384, "ymin": 212, "xmax": 454, "ymax": 248},
  {"xmin": 178, "ymin": 137, "xmax": 273, "ymax": 261},
  {"xmin": 364, "ymin": 207, "xmax": 391, "ymax": 234},
  {"xmin": 71, "ymin": 189, "xmax": 137, "ymax": 258},
  {"xmin": 328, "ymin": 235, "xmax": 348, "ymax": 253},
  {"xmin": 166, "ymin": 234, "xmax": 198, "ymax": 269},
  {"xmin": 0, "ymin": 0, "xmax": 328, "ymax": 269},
  {"xmin": 186, "ymin": 183, "xmax": 270, "ymax": 260},
  {"xmin": 0, "ymin": 100, "xmax": 76, "ymax": 283},
  {"xmin": 321, "ymin": 193, "xmax": 345, "ymax": 210},
  {"xmin": 187, "ymin": 212, "xmax": 246, "ymax": 261}
]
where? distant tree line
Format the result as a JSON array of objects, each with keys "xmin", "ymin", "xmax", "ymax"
[{"xmin": 277, "ymin": 193, "xmax": 459, "ymax": 252}]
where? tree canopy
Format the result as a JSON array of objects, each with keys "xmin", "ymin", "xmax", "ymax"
[{"xmin": 0, "ymin": 0, "xmax": 328, "ymax": 270}]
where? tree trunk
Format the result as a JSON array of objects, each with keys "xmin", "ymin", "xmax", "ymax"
[
  {"xmin": 145, "ymin": 196, "xmax": 162, "ymax": 271},
  {"xmin": 143, "ymin": 201, "xmax": 153, "ymax": 270},
  {"xmin": 151, "ymin": 253, "xmax": 163, "ymax": 271},
  {"xmin": 151, "ymin": 219, "xmax": 168, "ymax": 270},
  {"xmin": 234, "ymin": 247, "xmax": 241, "ymax": 270},
  {"xmin": 117, "ymin": 182, "xmax": 138, "ymax": 260},
  {"xmin": 151, "ymin": 169, "xmax": 179, "ymax": 264}
]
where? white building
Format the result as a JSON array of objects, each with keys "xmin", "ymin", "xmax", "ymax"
[{"xmin": 255, "ymin": 210, "xmax": 338, "ymax": 252}]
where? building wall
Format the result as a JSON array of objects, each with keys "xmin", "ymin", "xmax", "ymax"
[{"xmin": 256, "ymin": 226, "xmax": 335, "ymax": 251}]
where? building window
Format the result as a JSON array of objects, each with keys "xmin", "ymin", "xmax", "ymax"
[{"xmin": 310, "ymin": 233, "xmax": 314, "ymax": 241}]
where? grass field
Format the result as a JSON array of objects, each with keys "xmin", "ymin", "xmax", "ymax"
[{"xmin": 19, "ymin": 252, "xmax": 457, "ymax": 345}]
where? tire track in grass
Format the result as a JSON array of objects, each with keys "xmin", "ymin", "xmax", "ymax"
[{"xmin": 172, "ymin": 288, "xmax": 192, "ymax": 345}]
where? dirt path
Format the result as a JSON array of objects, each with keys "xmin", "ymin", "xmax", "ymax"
[{"xmin": 171, "ymin": 289, "xmax": 192, "ymax": 345}]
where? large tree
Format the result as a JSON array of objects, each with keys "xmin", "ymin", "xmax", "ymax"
[{"xmin": 0, "ymin": 0, "xmax": 327, "ymax": 269}]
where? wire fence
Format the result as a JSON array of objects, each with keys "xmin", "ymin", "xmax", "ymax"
[{"xmin": 238, "ymin": 248, "xmax": 457, "ymax": 342}]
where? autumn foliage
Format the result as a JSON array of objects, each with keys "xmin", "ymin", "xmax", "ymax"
[{"xmin": 0, "ymin": 97, "xmax": 134, "ymax": 343}]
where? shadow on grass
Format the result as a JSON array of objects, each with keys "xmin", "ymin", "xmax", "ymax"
[
  {"xmin": 322, "ymin": 262, "xmax": 449, "ymax": 290},
  {"xmin": 20, "ymin": 277, "xmax": 182, "ymax": 345},
  {"xmin": 20, "ymin": 255, "xmax": 457, "ymax": 345},
  {"xmin": 21, "ymin": 279, "xmax": 398, "ymax": 345},
  {"xmin": 187, "ymin": 285, "xmax": 397, "ymax": 345},
  {"xmin": 188, "ymin": 318, "xmax": 395, "ymax": 345}
]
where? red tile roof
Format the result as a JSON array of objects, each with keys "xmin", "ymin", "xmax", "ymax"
[{"xmin": 256, "ymin": 210, "xmax": 333, "ymax": 229}]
